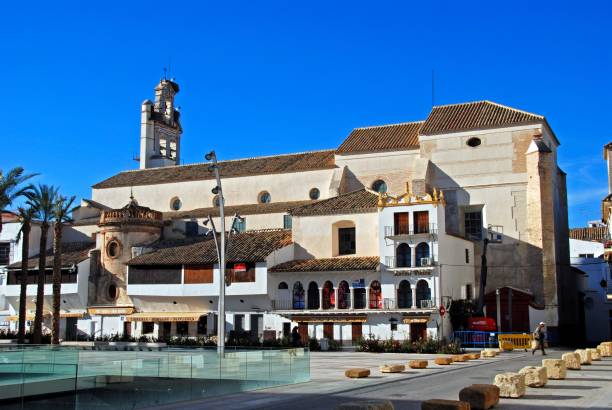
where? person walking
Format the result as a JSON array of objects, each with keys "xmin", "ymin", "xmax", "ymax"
[
  {"xmin": 531, "ymin": 322, "xmax": 547, "ymax": 355},
  {"xmin": 291, "ymin": 326, "xmax": 301, "ymax": 347}
]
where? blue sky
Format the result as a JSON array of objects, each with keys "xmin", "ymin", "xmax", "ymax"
[{"xmin": 1, "ymin": 1, "xmax": 611, "ymax": 227}]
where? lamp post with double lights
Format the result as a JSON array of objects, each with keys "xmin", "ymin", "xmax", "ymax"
[{"xmin": 205, "ymin": 150, "xmax": 244, "ymax": 355}]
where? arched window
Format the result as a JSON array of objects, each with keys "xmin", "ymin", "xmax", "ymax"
[
  {"xmin": 277, "ymin": 281, "xmax": 290, "ymax": 309},
  {"xmin": 371, "ymin": 180, "xmax": 387, "ymax": 193},
  {"xmin": 278, "ymin": 282, "xmax": 288, "ymax": 289},
  {"xmin": 369, "ymin": 280, "xmax": 382, "ymax": 309},
  {"xmin": 292, "ymin": 282, "xmax": 305, "ymax": 310},
  {"xmin": 396, "ymin": 243, "xmax": 411, "ymax": 268},
  {"xmin": 258, "ymin": 191, "xmax": 271, "ymax": 204},
  {"xmin": 322, "ymin": 281, "xmax": 334, "ymax": 310},
  {"xmin": 415, "ymin": 242, "xmax": 430, "ymax": 267},
  {"xmin": 307, "ymin": 282, "xmax": 319, "ymax": 310},
  {"xmin": 397, "ymin": 280, "xmax": 412, "ymax": 308},
  {"xmin": 416, "ymin": 280, "xmax": 431, "ymax": 308},
  {"xmin": 337, "ymin": 281, "xmax": 350, "ymax": 309}
]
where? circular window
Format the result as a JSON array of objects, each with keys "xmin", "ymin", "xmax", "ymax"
[
  {"xmin": 212, "ymin": 195, "xmax": 220, "ymax": 207},
  {"xmin": 467, "ymin": 137, "xmax": 482, "ymax": 147},
  {"xmin": 106, "ymin": 239, "xmax": 121, "ymax": 259},
  {"xmin": 309, "ymin": 188, "xmax": 320, "ymax": 200},
  {"xmin": 371, "ymin": 180, "xmax": 387, "ymax": 193},
  {"xmin": 258, "ymin": 191, "xmax": 271, "ymax": 204},
  {"xmin": 108, "ymin": 283, "xmax": 118, "ymax": 300},
  {"xmin": 170, "ymin": 197, "xmax": 182, "ymax": 211}
]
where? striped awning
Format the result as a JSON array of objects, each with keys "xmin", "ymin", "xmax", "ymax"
[
  {"xmin": 290, "ymin": 314, "xmax": 367, "ymax": 323},
  {"xmin": 126, "ymin": 312, "xmax": 207, "ymax": 322},
  {"xmin": 7, "ymin": 311, "xmax": 85, "ymax": 321}
]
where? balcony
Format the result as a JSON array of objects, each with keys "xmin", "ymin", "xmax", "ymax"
[
  {"xmin": 384, "ymin": 224, "xmax": 438, "ymax": 238},
  {"xmin": 270, "ymin": 297, "xmax": 436, "ymax": 311},
  {"xmin": 385, "ymin": 256, "xmax": 436, "ymax": 270}
]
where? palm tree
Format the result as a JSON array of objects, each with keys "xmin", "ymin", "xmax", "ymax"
[
  {"xmin": 51, "ymin": 195, "xmax": 76, "ymax": 344},
  {"xmin": 0, "ymin": 167, "xmax": 37, "ymax": 233},
  {"xmin": 27, "ymin": 184, "xmax": 58, "ymax": 344},
  {"xmin": 15, "ymin": 206, "xmax": 36, "ymax": 344}
]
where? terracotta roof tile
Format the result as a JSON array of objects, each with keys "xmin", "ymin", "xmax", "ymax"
[
  {"xmin": 420, "ymin": 101, "xmax": 544, "ymax": 136},
  {"xmin": 165, "ymin": 200, "xmax": 316, "ymax": 220},
  {"xmin": 93, "ymin": 150, "xmax": 337, "ymax": 189},
  {"xmin": 270, "ymin": 256, "xmax": 380, "ymax": 272},
  {"xmin": 127, "ymin": 229, "xmax": 292, "ymax": 266},
  {"xmin": 337, "ymin": 121, "xmax": 423, "ymax": 154},
  {"xmin": 569, "ymin": 226, "xmax": 608, "ymax": 243},
  {"xmin": 289, "ymin": 189, "xmax": 378, "ymax": 217},
  {"xmin": 8, "ymin": 242, "xmax": 95, "ymax": 270}
]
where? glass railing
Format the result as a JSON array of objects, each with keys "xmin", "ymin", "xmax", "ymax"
[{"xmin": 0, "ymin": 345, "xmax": 309, "ymax": 409}]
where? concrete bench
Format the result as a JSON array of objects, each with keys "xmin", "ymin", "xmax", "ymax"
[
  {"xmin": 459, "ymin": 384, "xmax": 499, "ymax": 409},
  {"xmin": 421, "ymin": 399, "xmax": 470, "ymax": 410},
  {"xmin": 519, "ymin": 366, "xmax": 548, "ymax": 387},
  {"xmin": 434, "ymin": 357, "xmax": 453, "ymax": 365},
  {"xmin": 575, "ymin": 349, "xmax": 592, "ymax": 365},
  {"xmin": 409, "ymin": 360, "xmax": 428, "ymax": 369},
  {"xmin": 379, "ymin": 364, "xmax": 405, "ymax": 373},
  {"xmin": 337, "ymin": 399, "xmax": 394, "ymax": 410},
  {"xmin": 562, "ymin": 352, "xmax": 581, "ymax": 370},
  {"xmin": 542, "ymin": 359, "xmax": 566, "ymax": 380},
  {"xmin": 345, "ymin": 368, "xmax": 370, "ymax": 378},
  {"xmin": 494, "ymin": 372, "xmax": 526, "ymax": 398},
  {"xmin": 587, "ymin": 348, "xmax": 601, "ymax": 361}
]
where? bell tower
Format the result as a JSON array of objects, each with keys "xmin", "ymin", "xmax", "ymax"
[{"xmin": 139, "ymin": 78, "xmax": 183, "ymax": 169}]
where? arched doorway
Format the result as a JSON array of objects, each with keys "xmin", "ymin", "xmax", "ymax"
[
  {"xmin": 369, "ymin": 280, "xmax": 382, "ymax": 309},
  {"xmin": 338, "ymin": 281, "xmax": 350, "ymax": 309},
  {"xmin": 397, "ymin": 280, "xmax": 412, "ymax": 308},
  {"xmin": 307, "ymin": 281, "xmax": 319, "ymax": 309},
  {"xmin": 396, "ymin": 243, "xmax": 411, "ymax": 267},
  {"xmin": 292, "ymin": 282, "xmax": 305, "ymax": 310},
  {"xmin": 416, "ymin": 279, "xmax": 431, "ymax": 308},
  {"xmin": 322, "ymin": 281, "xmax": 334, "ymax": 309},
  {"xmin": 415, "ymin": 242, "xmax": 430, "ymax": 266}
]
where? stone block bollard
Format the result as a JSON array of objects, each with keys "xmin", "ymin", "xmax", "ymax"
[
  {"xmin": 562, "ymin": 352, "xmax": 581, "ymax": 370},
  {"xmin": 379, "ymin": 364, "xmax": 405, "ymax": 373},
  {"xmin": 458, "ymin": 384, "xmax": 500, "ymax": 409},
  {"xmin": 337, "ymin": 399, "xmax": 394, "ymax": 410},
  {"xmin": 586, "ymin": 348, "xmax": 601, "ymax": 361},
  {"xmin": 481, "ymin": 349, "xmax": 497, "ymax": 358},
  {"xmin": 434, "ymin": 357, "xmax": 453, "ymax": 365},
  {"xmin": 466, "ymin": 352, "xmax": 481, "ymax": 360},
  {"xmin": 451, "ymin": 355, "xmax": 466, "ymax": 362},
  {"xmin": 499, "ymin": 340, "xmax": 514, "ymax": 352},
  {"xmin": 409, "ymin": 360, "xmax": 428, "ymax": 369},
  {"xmin": 542, "ymin": 359, "xmax": 567, "ymax": 380},
  {"xmin": 493, "ymin": 372, "xmax": 526, "ymax": 398},
  {"xmin": 421, "ymin": 399, "xmax": 471, "ymax": 410},
  {"xmin": 345, "ymin": 368, "xmax": 370, "ymax": 378},
  {"xmin": 518, "ymin": 366, "xmax": 548, "ymax": 387},
  {"xmin": 599, "ymin": 342, "xmax": 612, "ymax": 356},
  {"xmin": 575, "ymin": 349, "xmax": 592, "ymax": 365}
]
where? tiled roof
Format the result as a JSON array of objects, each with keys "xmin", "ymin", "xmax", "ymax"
[
  {"xmin": 165, "ymin": 199, "xmax": 316, "ymax": 220},
  {"xmin": 8, "ymin": 242, "xmax": 95, "ymax": 270},
  {"xmin": 127, "ymin": 229, "xmax": 292, "ymax": 266},
  {"xmin": 93, "ymin": 150, "xmax": 337, "ymax": 189},
  {"xmin": 270, "ymin": 256, "xmax": 380, "ymax": 272},
  {"xmin": 420, "ymin": 101, "xmax": 544, "ymax": 136},
  {"xmin": 337, "ymin": 121, "xmax": 423, "ymax": 154},
  {"xmin": 289, "ymin": 189, "xmax": 378, "ymax": 217},
  {"xmin": 569, "ymin": 227, "xmax": 608, "ymax": 243}
]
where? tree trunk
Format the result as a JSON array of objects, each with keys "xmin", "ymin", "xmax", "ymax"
[
  {"xmin": 0, "ymin": 211, "xmax": 3, "ymax": 234},
  {"xmin": 32, "ymin": 222, "xmax": 48, "ymax": 344},
  {"xmin": 52, "ymin": 223, "xmax": 63, "ymax": 344},
  {"xmin": 18, "ymin": 221, "xmax": 30, "ymax": 344}
]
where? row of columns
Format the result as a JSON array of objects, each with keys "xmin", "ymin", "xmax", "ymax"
[{"xmin": 301, "ymin": 285, "xmax": 421, "ymax": 310}]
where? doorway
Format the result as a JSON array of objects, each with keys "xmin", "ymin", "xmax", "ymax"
[
  {"xmin": 410, "ymin": 323, "xmax": 427, "ymax": 341},
  {"xmin": 351, "ymin": 322, "xmax": 362, "ymax": 343}
]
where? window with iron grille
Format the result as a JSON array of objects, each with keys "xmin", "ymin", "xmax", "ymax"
[{"xmin": 464, "ymin": 211, "xmax": 482, "ymax": 240}]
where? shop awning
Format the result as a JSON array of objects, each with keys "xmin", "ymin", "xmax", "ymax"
[
  {"xmin": 88, "ymin": 306, "xmax": 135, "ymax": 316},
  {"xmin": 8, "ymin": 311, "xmax": 86, "ymax": 321},
  {"xmin": 126, "ymin": 312, "xmax": 207, "ymax": 322},
  {"xmin": 290, "ymin": 314, "xmax": 367, "ymax": 323}
]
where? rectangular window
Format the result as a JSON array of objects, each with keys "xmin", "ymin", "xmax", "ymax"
[
  {"xmin": 142, "ymin": 322, "xmax": 154, "ymax": 334},
  {"xmin": 465, "ymin": 249, "xmax": 470, "ymax": 264},
  {"xmin": 338, "ymin": 227, "xmax": 356, "ymax": 255},
  {"xmin": 233, "ymin": 218, "xmax": 246, "ymax": 233},
  {"xmin": 184, "ymin": 265, "xmax": 214, "ymax": 284},
  {"xmin": 283, "ymin": 214, "xmax": 292, "ymax": 229},
  {"xmin": 176, "ymin": 321, "xmax": 189, "ymax": 336},
  {"xmin": 227, "ymin": 262, "xmax": 256, "ymax": 283},
  {"xmin": 465, "ymin": 284, "xmax": 473, "ymax": 300},
  {"xmin": 394, "ymin": 212, "xmax": 409, "ymax": 235},
  {"xmin": 464, "ymin": 211, "xmax": 483, "ymax": 240},
  {"xmin": 0, "ymin": 242, "xmax": 10, "ymax": 265},
  {"xmin": 185, "ymin": 221, "xmax": 199, "ymax": 237},
  {"xmin": 413, "ymin": 211, "xmax": 429, "ymax": 233},
  {"xmin": 234, "ymin": 314, "xmax": 244, "ymax": 332},
  {"xmin": 578, "ymin": 253, "xmax": 594, "ymax": 258}
]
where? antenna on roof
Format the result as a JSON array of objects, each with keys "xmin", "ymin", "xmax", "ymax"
[
  {"xmin": 431, "ymin": 69, "xmax": 435, "ymax": 108},
  {"xmin": 168, "ymin": 56, "xmax": 172, "ymax": 79},
  {"xmin": 163, "ymin": 67, "xmax": 167, "ymax": 80},
  {"xmin": 130, "ymin": 187, "xmax": 134, "ymax": 202}
]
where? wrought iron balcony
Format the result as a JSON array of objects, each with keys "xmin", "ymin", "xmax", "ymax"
[
  {"xmin": 384, "ymin": 256, "xmax": 436, "ymax": 269},
  {"xmin": 384, "ymin": 224, "xmax": 438, "ymax": 238}
]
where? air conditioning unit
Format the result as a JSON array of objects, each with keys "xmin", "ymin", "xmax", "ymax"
[
  {"xmin": 487, "ymin": 225, "xmax": 503, "ymax": 243},
  {"xmin": 420, "ymin": 257, "xmax": 432, "ymax": 266}
]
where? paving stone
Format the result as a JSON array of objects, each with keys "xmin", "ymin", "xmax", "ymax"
[
  {"xmin": 493, "ymin": 372, "xmax": 526, "ymax": 398},
  {"xmin": 434, "ymin": 357, "xmax": 453, "ymax": 365},
  {"xmin": 542, "ymin": 359, "xmax": 566, "ymax": 380},
  {"xmin": 337, "ymin": 399, "xmax": 394, "ymax": 410},
  {"xmin": 409, "ymin": 360, "xmax": 428, "ymax": 369},
  {"xmin": 345, "ymin": 368, "xmax": 370, "ymax": 378},
  {"xmin": 561, "ymin": 352, "xmax": 581, "ymax": 370},
  {"xmin": 421, "ymin": 399, "xmax": 471, "ymax": 410},
  {"xmin": 458, "ymin": 384, "xmax": 499, "ymax": 409},
  {"xmin": 518, "ymin": 366, "xmax": 548, "ymax": 387},
  {"xmin": 575, "ymin": 349, "xmax": 592, "ymax": 365},
  {"xmin": 586, "ymin": 348, "xmax": 601, "ymax": 361},
  {"xmin": 379, "ymin": 364, "xmax": 405, "ymax": 373}
]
